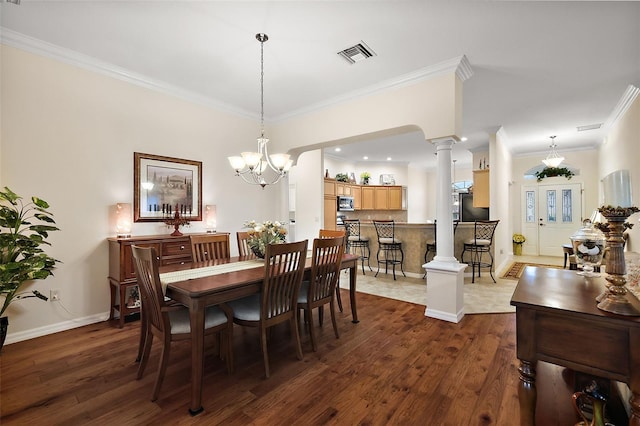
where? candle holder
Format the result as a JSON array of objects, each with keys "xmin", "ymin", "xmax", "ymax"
[
  {"xmin": 164, "ymin": 204, "xmax": 190, "ymax": 236},
  {"xmin": 597, "ymin": 205, "xmax": 640, "ymax": 316}
]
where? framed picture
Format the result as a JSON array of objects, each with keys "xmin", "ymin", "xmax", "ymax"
[{"xmin": 134, "ymin": 152, "xmax": 203, "ymax": 222}]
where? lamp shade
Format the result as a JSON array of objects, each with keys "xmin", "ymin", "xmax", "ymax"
[
  {"xmin": 205, "ymin": 205, "xmax": 217, "ymax": 233},
  {"xmin": 116, "ymin": 203, "xmax": 132, "ymax": 237}
]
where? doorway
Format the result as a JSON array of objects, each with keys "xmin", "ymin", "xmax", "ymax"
[{"xmin": 521, "ymin": 182, "xmax": 583, "ymax": 256}]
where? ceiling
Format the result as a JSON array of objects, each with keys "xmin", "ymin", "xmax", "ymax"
[{"xmin": 2, "ymin": 1, "xmax": 639, "ymax": 170}]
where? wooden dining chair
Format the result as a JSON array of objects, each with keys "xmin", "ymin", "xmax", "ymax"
[
  {"xmin": 319, "ymin": 229, "xmax": 346, "ymax": 239},
  {"xmin": 131, "ymin": 245, "xmax": 234, "ymax": 401},
  {"xmin": 190, "ymin": 233, "xmax": 230, "ymax": 262},
  {"xmin": 318, "ymin": 229, "xmax": 346, "ymax": 311},
  {"xmin": 236, "ymin": 231, "xmax": 255, "ymax": 258},
  {"xmin": 227, "ymin": 239, "xmax": 308, "ymax": 378},
  {"xmin": 297, "ymin": 236, "xmax": 344, "ymax": 352}
]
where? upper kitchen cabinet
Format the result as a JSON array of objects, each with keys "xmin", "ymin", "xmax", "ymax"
[
  {"xmin": 351, "ymin": 185, "xmax": 362, "ymax": 210},
  {"xmin": 472, "ymin": 169, "xmax": 489, "ymax": 208},
  {"xmin": 361, "ymin": 186, "xmax": 406, "ymax": 211},
  {"xmin": 324, "ymin": 179, "xmax": 336, "ymax": 196}
]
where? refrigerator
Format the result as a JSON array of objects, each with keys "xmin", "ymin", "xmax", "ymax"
[{"xmin": 460, "ymin": 193, "xmax": 489, "ymax": 222}]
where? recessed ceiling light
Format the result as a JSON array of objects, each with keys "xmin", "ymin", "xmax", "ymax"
[
  {"xmin": 363, "ymin": 156, "xmax": 368, "ymax": 160},
  {"xmin": 460, "ymin": 137, "xmax": 468, "ymax": 142},
  {"xmin": 334, "ymin": 147, "xmax": 341, "ymax": 152},
  {"xmin": 387, "ymin": 157, "xmax": 392, "ymax": 161}
]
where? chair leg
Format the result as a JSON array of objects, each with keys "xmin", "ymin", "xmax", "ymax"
[
  {"xmin": 260, "ymin": 326, "xmax": 270, "ymax": 379},
  {"xmin": 399, "ymin": 246, "xmax": 406, "ymax": 278},
  {"xmin": 330, "ymin": 299, "xmax": 340, "ymax": 339},
  {"xmin": 136, "ymin": 308, "xmax": 147, "ymax": 362},
  {"xmin": 365, "ymin": 244, "xmax": 372, "ymax": 271},
  {"xmin": 291, "ymin": 315, "xmax": 304, "ymax": 361},
  {"xmin": 307, "ymin": 308, "xmax": 317, "ymax": 352},
  {"xmin": 335, "ymin": 286, "xmax": 343, "ymax": 312},
  {"xmin": 488, "ymin": 251, "xmax": 496, "ymax": 283},
  {"xmin": 224, "ymin": 327, "xmax": 234, "ymax": 374},
  {"xmin": 151, "ymin": 338, "xmax": 171, "ymax": 401},
  {"xmin": 375, "ymin": 247, "xmax": 382, "ymax": 277},
  {"xmin": 137, "ymin": 332, "xmax": 153, "ymax": 379}
]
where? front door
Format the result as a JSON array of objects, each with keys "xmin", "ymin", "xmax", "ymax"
[{"xmin": 522, "ymin": 183, "xmax": 583, "ymax": 256}]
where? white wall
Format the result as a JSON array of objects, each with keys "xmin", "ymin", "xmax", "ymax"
[
  {"xmin": 288, "ymin": 150, "xmax": 322, "ymax": 243},
  {"xmin": 1, "ymin": 46, "xmax": 278, "ymax": 340},
  {"xmin": 598, "ymin": 91, "xmax": 640, "ymax": 252}
]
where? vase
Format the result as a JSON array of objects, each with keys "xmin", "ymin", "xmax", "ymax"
[
  {"xmin": 251, "ymin": 246, "xmax": 265, "ymax": 259},
  {"xmin": 513, "ymin": 243, "xmax": 523, "ymax": 256}
]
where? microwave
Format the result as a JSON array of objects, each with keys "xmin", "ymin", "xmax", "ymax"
[{"xmin": 337, "ymin": 196, "xmax": 355, "ymax": 211}]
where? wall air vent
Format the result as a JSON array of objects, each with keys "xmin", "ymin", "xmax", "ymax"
[
  {"xmin": 337, "ymin": 41, "xmax": 376, "ymax": 64},
  {"xmin": 577, "ymin": 123, "xmax": 602, "ymax": 132}
]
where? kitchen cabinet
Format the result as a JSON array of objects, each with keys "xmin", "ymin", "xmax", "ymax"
[
  {"xmin": 336, "ymin": 182, "xmax": 352, "ymax": 196},
  {"xmin": 323, "ymin": 195, "xmax": 337, "ymax": 230},
  {"xmin": 351, "ymin": 185, "xmax": 362, "ymax": 210},
  {"xmin": 374, "ymin": 187, "xmax": 389, "ymax": 210},
  {"xmin": 324, "ymin": 179, "xmax": 336, "ymax": 196},
  {"xmin": 388, "ymin": 186, "xmax": 403, "ymax": 210},
  {"xmin": 361, "ymin": 186, "xmax": 375, "ymax": 210},
  {"xmin": 473, "ymin": 169, "xmax": 490, "ymax": 208}
]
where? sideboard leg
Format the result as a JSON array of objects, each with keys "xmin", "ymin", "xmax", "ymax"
[
  {"xmin": 629, "ymin": 391, "xmax": 640, "ymax": 426},
  {"xmin": 518, "ymin": 360, "xmax": 536, "ymax": 426}
]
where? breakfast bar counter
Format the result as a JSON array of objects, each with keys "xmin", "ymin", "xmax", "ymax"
[{"xmin": 354, "ymin": 222, "xmax": 481, "ymax": 276}]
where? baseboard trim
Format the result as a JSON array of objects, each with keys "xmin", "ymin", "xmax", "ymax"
[
  {"xmin": 425, "ymin": 307, "xmax": 464, "ymax": 323},
  {"xmin": 4, "ymin": 312, "xmax": 111, "ymax": 345}
]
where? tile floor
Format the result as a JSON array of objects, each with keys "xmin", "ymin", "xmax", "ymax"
[{"xmin": 339, "ymin": 255, "xmax": 566, "ymax": 314}]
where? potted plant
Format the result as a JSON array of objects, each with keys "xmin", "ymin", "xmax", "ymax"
[
  {"xmin": 0, "ymin": 187, "xmax": 60, "ymax": 351},
  {"xmin": 360, "ymin": 172, "xmax": 371, "ymax": 185},
  {"xmin": 535, "ymin": 166, "xmax": 574, "ymax": 182}
]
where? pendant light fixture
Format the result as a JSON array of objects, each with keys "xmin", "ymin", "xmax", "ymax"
[
  {"xmin": 542, "ymin": 135, "xmax": 564, "ymax": 168},
  {"xmin": 228, "ymin": 33, "xmax": 292, "ymax": 188}
]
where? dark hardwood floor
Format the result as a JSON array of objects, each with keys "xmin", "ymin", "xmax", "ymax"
[{"xmin": 1, "ymin": 290, "xmax": 589, "ymax": 425}]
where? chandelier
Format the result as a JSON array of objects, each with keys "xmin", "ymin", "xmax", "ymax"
[
  {"xmin": 541, "ymin": 135, "xmax": 564, "ymax": 168},
  {"xmin": 228, "ymin": 33, "xmax": 292, "ymax": 188}
]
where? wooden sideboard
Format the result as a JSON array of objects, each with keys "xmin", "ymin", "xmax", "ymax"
[
  {"xmin": 511, "ymin": 266, "xmax": 640, "ymax": 426},
  {"xmin": 107, "ymin": 233, "xmax": 229, "ymax": 327}
]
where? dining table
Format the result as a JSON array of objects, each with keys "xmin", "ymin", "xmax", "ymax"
[{"xmin": 160, "ymin": 252, "xmax": 360, "ymax": 415}]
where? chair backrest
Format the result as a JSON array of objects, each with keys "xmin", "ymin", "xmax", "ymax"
[
  {"xmin": 236, "ymin": 231, "xmax": 255, "ymax": 257},
  {"xmin": 319, "ymin": 229, "xmax": 345, "ymax": 239},
  {"xmin": 190, "ymin": 234, "xmax": 230, "ymax": 262},
  {"xmin": 261, "ymin": 240, "xmax": 308, "ymax": 322},
  {"xmin": 473, "ymin": 220, "xmax": 500, "ymax": 242},
  {"xmin": 343, "ymin": 219, "xmax": 362, "ymax": 238},
  {"xmin": 373, "ymin": 220, "xmax": 395, "ymax": 241},
  {"xmin": 131, "ymin": 245, "xmax": 170, "ymax": 335},
  {"xmin": 307, "ymin": 236, "xmax": 345, "ymax": 305}
]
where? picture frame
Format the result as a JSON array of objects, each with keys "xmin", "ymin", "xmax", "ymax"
[{"xmin": 134, "ymin": 152, "xmax": 203, "ymax": 222}]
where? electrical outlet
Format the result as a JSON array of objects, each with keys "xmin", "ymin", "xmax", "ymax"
[{"xmin": 50, "ymin": 289, "xmax": 60, "ymax": 301}]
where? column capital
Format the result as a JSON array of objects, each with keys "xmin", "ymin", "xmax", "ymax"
[{"xmin": 429, "ymin": 136, "xmax": 459, "ymax": 147}]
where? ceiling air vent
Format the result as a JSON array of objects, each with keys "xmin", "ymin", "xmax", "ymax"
[
  {"xmin": 577, "ymin": 123, "xmax": 602, "ymax": 132},
  {"xmin": 337, "ymin": 41, "xmax": 376, "ymax": 64}
]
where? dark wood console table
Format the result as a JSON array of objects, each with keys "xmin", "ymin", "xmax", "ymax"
[{"xmin": 510, "ymin": 266, "xmax": 640, "ymax": 425}]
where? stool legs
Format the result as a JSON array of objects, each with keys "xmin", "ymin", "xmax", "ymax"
[{"xmin": 375, "ymin": 244, "xmax": 405, "ymax": 280}]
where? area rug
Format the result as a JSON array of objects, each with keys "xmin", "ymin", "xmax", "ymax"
[
  {"xmin": 338, "ymin": 272, "xmax": 517, "ymax": 314},
  {"xmin": 501, "ymin": 261, "xmax": 564, "ymax": 280}
]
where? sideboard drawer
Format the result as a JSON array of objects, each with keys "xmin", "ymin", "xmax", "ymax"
[{"xmin": 162, "ymin": 239, "xmax": 190, "ymax": 257}]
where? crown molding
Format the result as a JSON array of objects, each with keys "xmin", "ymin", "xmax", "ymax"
[
  {"xmin": 274, "ymin": 55, "xmax": 473, "ymax": 122},
  {"xmin": 603, "ymin": 84, "xmax": 639, "ymax": 131},
  {"xmin": 0, "ymin": 28, "xmax": 257, "ymax": 120}
]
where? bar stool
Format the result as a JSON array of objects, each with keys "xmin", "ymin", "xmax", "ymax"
[
  {"xmin": 373, "ymin": 220, "xmax": 406, "ymax": 280},
  {"xmin": 460, "ymin": 220, "xmax": 499, "ymax": 283},
  {"xmin": 343, "ymin": 219, "xmax": 372, "ymax": 275},
  {"xmin": 423, "ymin": 220, "xmax": 459, "ymax": 278}
]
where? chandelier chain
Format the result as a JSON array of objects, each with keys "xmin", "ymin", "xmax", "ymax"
[{"xmin": 260, "ymin": 35, "xmax": 264, "ymax": 137}]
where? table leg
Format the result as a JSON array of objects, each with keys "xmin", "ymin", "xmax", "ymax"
[
  {"xmin": 188, "ymin": 302, "xmax": 206, "ymax": 415},
  {"xmin": 518, "ymin": 360, "xmax": 536, "ymax": 426},
  {"xmin": 630, "ymin": 392, "xmax": 640, "ymax": 426},
  {"xmin": 349, "ymin": 264, "xmax": 359, "ymax": 323}
]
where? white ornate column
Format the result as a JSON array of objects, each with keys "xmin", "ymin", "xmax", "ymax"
[{"xmin": 424, "ymin": 137, "xmax": 466, "ymax": 323}]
